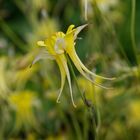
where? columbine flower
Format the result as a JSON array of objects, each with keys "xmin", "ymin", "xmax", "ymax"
[
  {"xmin": 8, "ymin": 91, "xmax": 40, "ymax": 131},
  {"xmin": 32, "ymin": 24, "xmax": 114, "ymax": 107}
]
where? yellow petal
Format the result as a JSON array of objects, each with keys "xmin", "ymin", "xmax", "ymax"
[
  {"xmin": 66, "ymin": 24, "xmax": 88, "ymax": 40},
  {"xmin": 37, "ymin": 41, "xmax": 46, "ymax": 47},
  {"xmin": 55, "ymin": 56, "xmax": 66, "ymax": 103},
  {"xmin": 70, "ymin": 47, "xmax": 115, "ymax": 80},
  {"xmin": 64, "ymin": 31, "xmax": 75, "ymax": 52},
  {"xmin": 30, "ymin": 49, "xmax": 54, "ymax": 67},
  {"xmin": 59, "ymin": 54, "xmax": 76, "ymax": 107},
  {"xmin": 68, "ymin": 48, "xmax": 111, "ymax": 89},
  {"xmin": 74, "ymin": 24, "xmax": 88, "ymax": 39},
  {"xmin": 45, "ymin": 36, "xmax": 57, "ymax": 55},
  {"xmin": 66, "ymin": 25, "xmax": 75, "ymax": 34}
]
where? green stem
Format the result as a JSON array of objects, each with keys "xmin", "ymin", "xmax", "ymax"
[
  {"xmin": 130, "ymin": 0, "xmax": 139, "ymax": 69},
  {"xmin": 71, "ymin": 112, "xmax": 83, "ymax": 140},
  {"xmin": 84, "ymin": 0, "xmax": 88, "ymax": 21},
  {"xmin": 93, "ymin": 87, "xmax": 101, "ymax": 140},
  {"xmin": 131, "ymin": 0, "xmax": 140, "ymax": 76},
  {"xmin": 66, "ymin": 54, "xmax": 99, "ymax": 139},
  {"xmin": 66, "ymin": 54, "xmax": 85, "ymax": 101},
  {"xmin": 83, "ymin": 109, "xmax": 89, "ymax": 140},
  {"xmin": 131, "ymin": 0, "xmax": 137, "ymax": 59},
  {"xmin": 66, "ymin": 54, "xmax": 84, "ymax": 139}
]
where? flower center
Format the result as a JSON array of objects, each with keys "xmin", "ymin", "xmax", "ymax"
[{"xmin": 54, "ymin": 37, "xmax": 66, "ymax": 54}]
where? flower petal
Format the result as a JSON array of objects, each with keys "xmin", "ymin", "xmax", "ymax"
[
  {"xmin": 30, "ymin": 49, "xmax": 54, "ymax": 67},
  {"xmin": 74, "ymin": 24, "xmax": 88, "ymax": 39},
  {"xmin": 66, "ymin": 25, "xmax": 75, "ymax": 34},
  {"xmin": 65, "ymin": 24, "xmax": 88, "ymax": 49},
  {"xmin": 68, "ymin": 48, "xmax": 112, "ymax": 89},
  {"xmin": 70, "ymin": 47, "xmax": 115, "ymax": 80},
  {"xmin": 55, "ymin": 56, "xmax": 66, "ymax": 103},
  {"xmin": 59, "ymin": 54, "xmax": 76, "ymax": 107},
  {"xmin": 54, "ymin": 38, "xmax": 65, "ymax": 54},
  {"xmin": 64, "ymin": 31, "xmax": 75, "ymax": 52},
  {"xmin": 37, "ymin": 41, "xmax": 47, "ymax": 47}
]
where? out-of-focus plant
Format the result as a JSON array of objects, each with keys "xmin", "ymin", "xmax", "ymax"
[
  {"xmin": 81, "ymin": 0, "xmax": 122, "ymax": 22},
  {"xmin": 0, "ymin": 57, "xmax": 10, "ymax": 99},
  {"xmin": 8, "ymin": 91, "xmax": 40, "ymax": 131}
]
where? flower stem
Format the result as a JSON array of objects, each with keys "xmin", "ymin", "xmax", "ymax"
[
  {"xmin": 66, "ymin": 54, "xmax": 100, "ymax": 139},
  {"xmin": 131, "ymin": 0, "xmax": 140, "ymax": 77},
  {"xmin": 131, "ymin": 0, "xmax": 137, "ymax": 58},
  {"xmin": 66, "ymin": 54, "xmax": 84, "ymax": 101}
]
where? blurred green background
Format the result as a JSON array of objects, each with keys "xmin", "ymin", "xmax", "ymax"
[{"xmin": 0, "ymin": 0, "xmax": 140, "ymax": 139}]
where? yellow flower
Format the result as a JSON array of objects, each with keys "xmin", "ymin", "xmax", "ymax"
[
  {"xmin": 32, "ymin": 24, "xmax": 114, "ymax": 107},
  {"xmin": 8, "ymin": 91, "xmax": 39, "ymax": 131}
]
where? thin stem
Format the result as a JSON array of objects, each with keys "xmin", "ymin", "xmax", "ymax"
[
  {"xmin": 131, "ymin": 0, "xmax": 140, "ymax": 76},
  {"xmin": 131, "ymin": 0, "xmax": 137, "ymax": 60},
  {"xmin": 83, "ymin": 109, "xmax": 89, "ymax": 140},
  {"xmin": 66, "ymin": 54, "xmax": 84, "ymax": 101},
  {"xmin": 84, "ymin": 0, "xmax": 88, "ymax": 21},
  {"xmin": 66, "ymin": 54, "xmax": 99, "ymax": 139},
  {"xmin": 71, "ymin": 112, "xmax": 83, "ymax": 140},
  {"xmin": 93, "ymin": 87, "xmax": 101, "ymax": 140}
]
